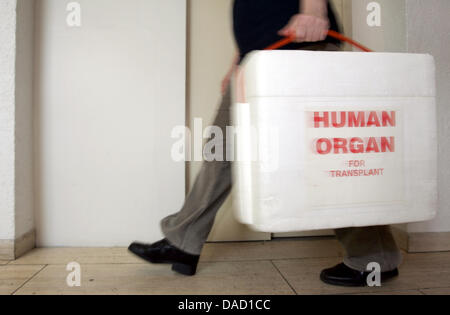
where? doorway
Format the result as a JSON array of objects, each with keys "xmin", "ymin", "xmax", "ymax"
[{"xmin": 34, "ymin": 0, "xmax": 187, "ymax": 246}]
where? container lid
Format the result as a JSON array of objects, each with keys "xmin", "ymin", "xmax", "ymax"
[{"xmin": 239, "ymin": 50, "xmax": 436, "ymax": 99}]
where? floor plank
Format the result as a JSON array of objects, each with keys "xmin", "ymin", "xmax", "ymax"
[
  {"xmin": 5, "ymin": 241, "xmax": 450, "ymax": 295},
  {"xmin": 0, "ymin": 265, "xmax": 45, "ymax": 295},
  {"xmin": 10, "ymin": 239, "xmax": 343, "ymax": 265},
  {"xmin": 9, "ymin": 248, "xmax": 142, "ymax": 265},
  {"xmin": 391, "ymin": 252, "xmax": 450, "ymax": 291},
  {"xmin": 420, "ymin": 287, "xmax": 450, "ymax": 295},
  {"xmin": 201, "ymin": 238, "xmax": 343, "ymax": 262},
  {"xmin": 273, "ymin": 252, "xmax": 450, "ymax": 295},
  {"xmin": 351, "ymin": 290, "xmax": 424, "ymax": 295},
  {"xmin": 274, "ymin": 257, "xmax": 388, "ymax": 295},
  {"xmin": 14, "ymin": 261, "xmax": 295, "ymax": 295}
]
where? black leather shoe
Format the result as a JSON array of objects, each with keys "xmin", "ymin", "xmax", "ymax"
[
  {"xmin": 128, "ymin": 239, "xmax": 200, "ymax": 276},
  {"xmin": 320, "ymin": 263, "xmax": 399, "ymax": 287}
]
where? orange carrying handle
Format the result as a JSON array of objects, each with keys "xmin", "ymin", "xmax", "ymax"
[{"xmin": 265, "ymin": 30, "xmax": 373, "ymax": 52}]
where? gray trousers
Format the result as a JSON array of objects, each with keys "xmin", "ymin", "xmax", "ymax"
[{"xmin": 161, "ymin": 44, "xmax": 402, "ymax": 273}]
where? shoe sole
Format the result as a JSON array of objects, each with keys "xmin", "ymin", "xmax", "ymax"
[
  {"xmin": 320, "ymin": 271, "xmax": 399, "ymax": 287},
  {"xmin": 128, "ymin": 247, "xmax": 197, "ymax": 276},
  {"xmin": 172, "ymin": 263, "xmax": 197, "ymax": 276},
  {"xmin": 320, "ymin": 273, "xmax": 366, "ymax": 287}
]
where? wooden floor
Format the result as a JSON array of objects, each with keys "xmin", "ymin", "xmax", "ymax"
[{"xmin": 1, "ymin": 238, "xmax": 450, "ymax": 295}]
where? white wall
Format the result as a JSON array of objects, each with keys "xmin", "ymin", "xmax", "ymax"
[
  {"xmin": 405, "ymin": 0, "xmax": 450, "ymax": 233},
  {"xmin": 0, "ymin": 0, "xmax": 17, "ymax": 241},
  {"xmin": 352, "ymin": 0, "xmax": 406, "ymax": 52},
  {"xmin": 34, "ymin": 0, "xmax": 186, "ymax": 246},
  {"xmin": 15, "ymin": 0, "xmax": 35, "ymax": 239},
  {"xmin": 0, "ymin": 0, "xmax": 35, "ymax": 244}
]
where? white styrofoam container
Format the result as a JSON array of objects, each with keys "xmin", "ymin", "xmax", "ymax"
[{"xmin": 232, "ymin": 50, "xmax": 437, "ymax": 233}]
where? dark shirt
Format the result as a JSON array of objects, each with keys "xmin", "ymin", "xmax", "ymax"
[{"xmin": 233, "ymin": 0, "xmax": 341, "ymax": 61}]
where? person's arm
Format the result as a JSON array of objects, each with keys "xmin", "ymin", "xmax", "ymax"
[
  {"xmin": 279, "ymin": 0, "xmax": 330, "ymax": 42},
  {"xmin": 221, "ymin": 51, "xmax": 239, "ymax": 96}
]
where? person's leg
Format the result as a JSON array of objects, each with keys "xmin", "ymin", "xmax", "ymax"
[
  {"xmin": 160, "ymin": 88, "xmax": 233, "ymax": 255},
  {"xmin": 322, "ymin": 226, "xmax": 401, "ymax": 286},
  {"xmin": 129, "ymin": 89, "xmax": 233, "ymax": 275},
  {"xmin": 334, "ymin": 226, "xmax": 402, "ymax": 272}
]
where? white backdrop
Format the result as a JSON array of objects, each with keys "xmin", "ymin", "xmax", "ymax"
[{"xmin": 34, "ymin": 0, "xmax": 186, "ymax": 246}]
